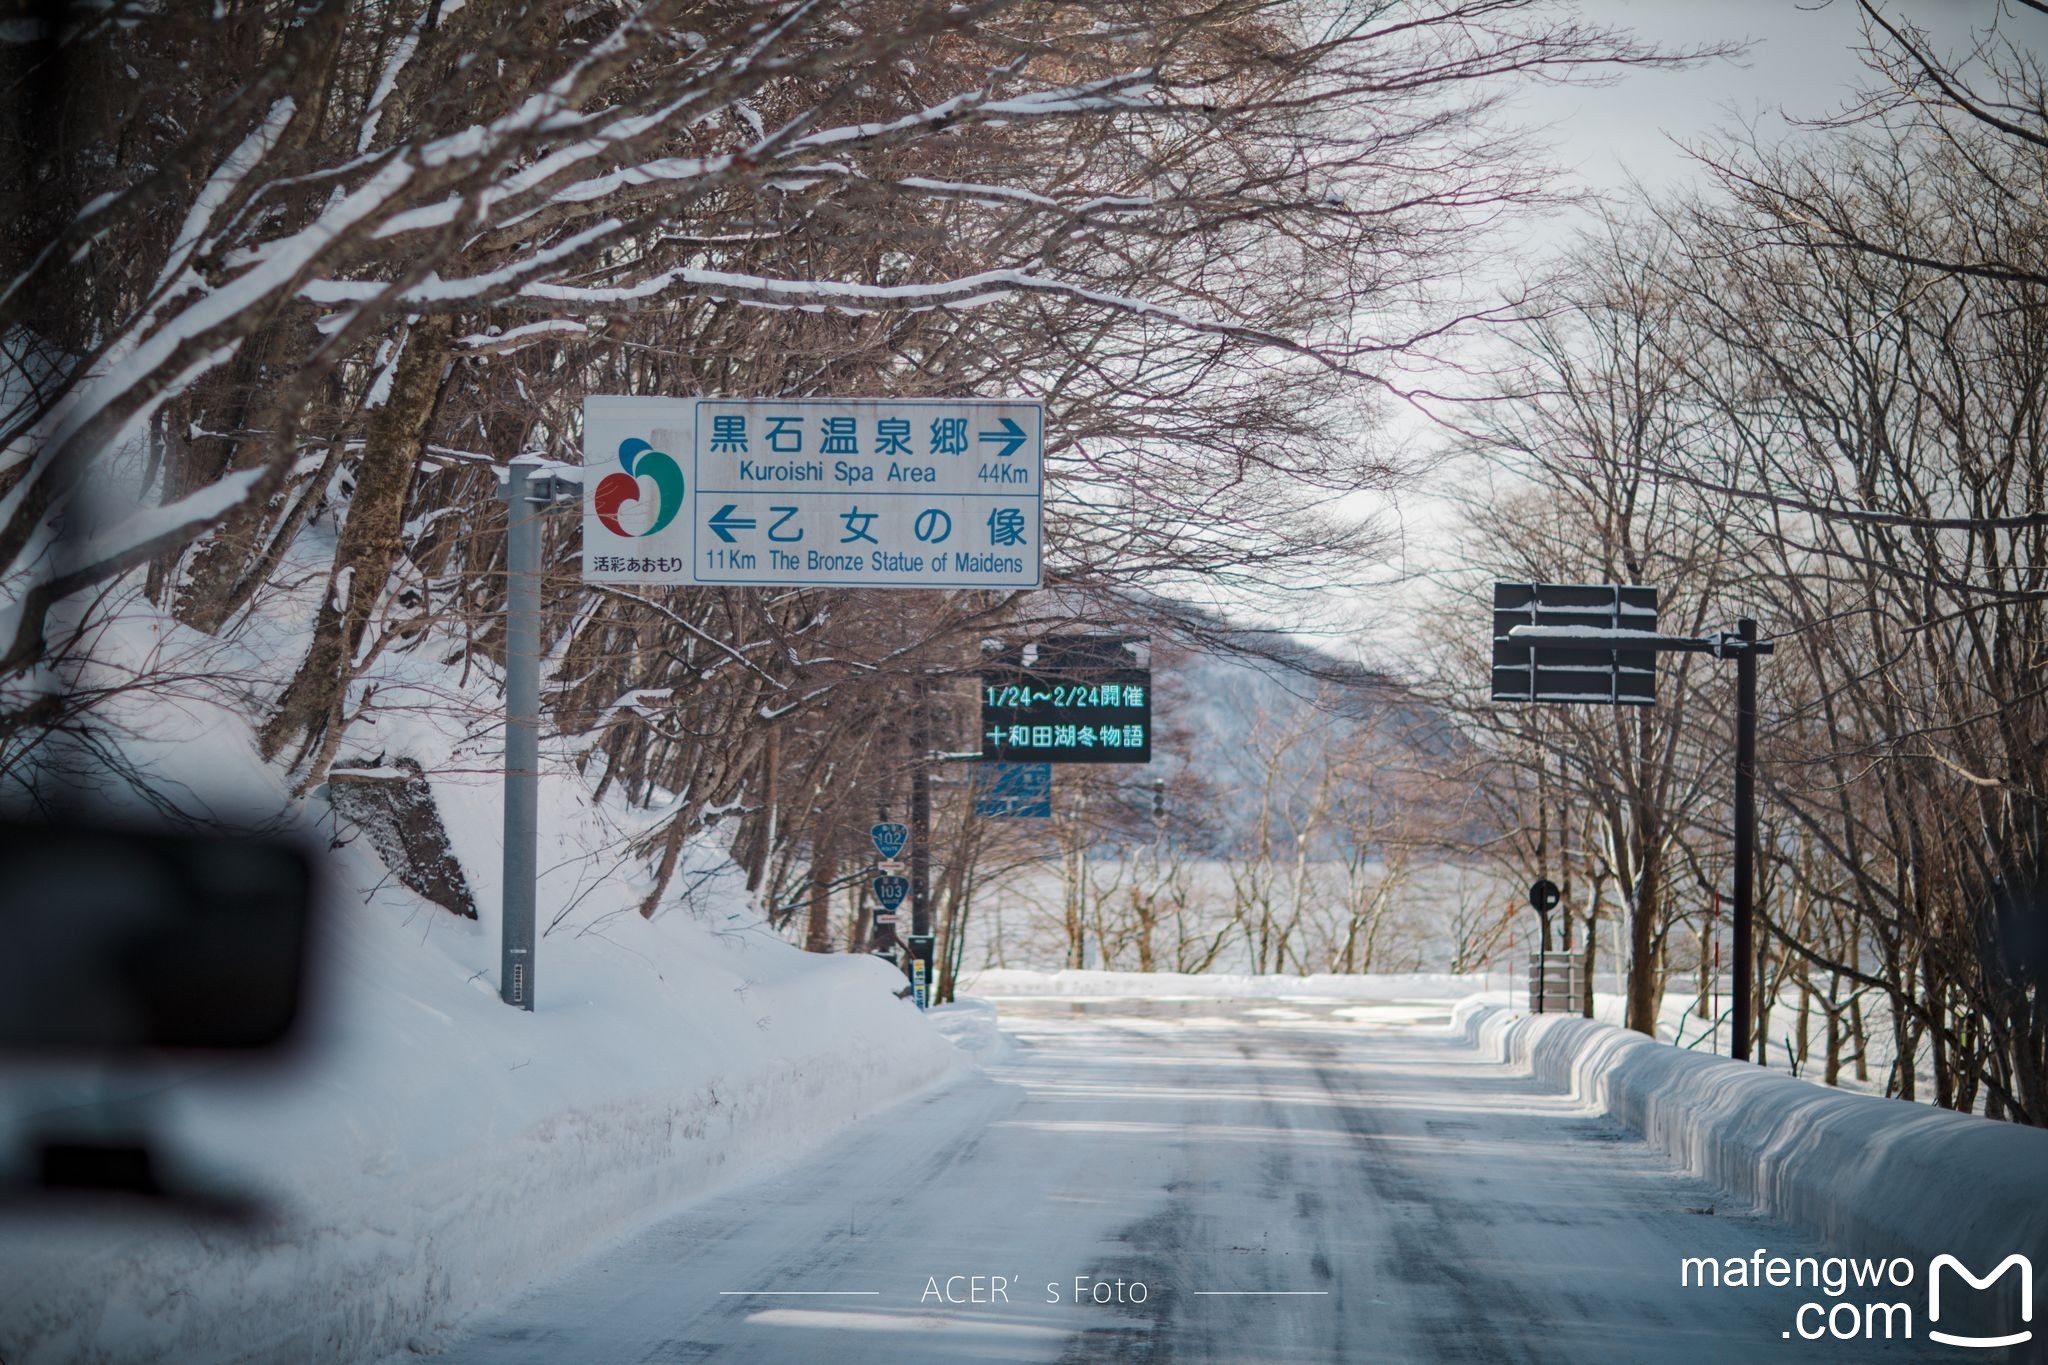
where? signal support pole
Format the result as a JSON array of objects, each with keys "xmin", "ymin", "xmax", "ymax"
[
  {"xmin": 1731, "ymin": 617, "xmax": 1759, "ymax": 1063},
  {"xmin": 907, "ymin": 675, "xmax": 935, "ymax": 1004},
  {"xmin": 911, "ymin": 676, "xmax": 932, "ymax": 943},
  {"xmin": 498, "ymin": 458, "xmax": 577, "ymax": 1011},
  {"xmin": 1506, "ymin": 617, "xmax": 1774, "ymax": 1061}
]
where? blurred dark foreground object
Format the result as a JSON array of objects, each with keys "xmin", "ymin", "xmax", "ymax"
[
  {"xmin": 0, "ymin": 817, "xmax": 313, "ymax": 1050},
  {"xmin": 0, "ymin": 816, "xmax": 315, "ymax": 1216}
]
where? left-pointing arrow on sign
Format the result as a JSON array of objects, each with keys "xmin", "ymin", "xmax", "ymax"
[
  {"xmin": 978, "ymin": 416, "xmax": 1027, "ymax": 459},
  {"xmin": 707, "ymin": 504, "xmax": 757, "ymax": 543}
]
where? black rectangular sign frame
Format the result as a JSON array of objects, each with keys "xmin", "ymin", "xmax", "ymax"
[{"xmin": 1491, "ymin": 582, "xmax": 1658, "ymax": 706}]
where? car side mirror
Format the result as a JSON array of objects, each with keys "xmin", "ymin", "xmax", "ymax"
[{"xmin": 0, "ymin": 818, "xmax": 314, "ymax": 1053}]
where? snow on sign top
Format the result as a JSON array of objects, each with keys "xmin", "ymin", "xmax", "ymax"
[
  {"xmin": 582, "ymin": 396, "xmax": 1043, "ymax": 589},
  {"xmin": 1491, "ymin": 580, "xmax": 1659, "ymax": 706}
]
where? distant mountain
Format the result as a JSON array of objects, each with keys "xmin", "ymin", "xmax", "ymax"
[{"xmin": 1045, "ymin": 595, "xmax": 1470, "ymax": 856}]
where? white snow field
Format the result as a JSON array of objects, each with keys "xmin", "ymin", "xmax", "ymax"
[
  {"xmin": 414, "ymin": 990, "xmax": 2023, "ymax": 1363},
  {"xmin": 0, "ymin": 591, "xmax": 963, "ymax": 1365},
  {"xmin": 0, "ymin": 881, "xmax": 962, "ymax": 1365}
]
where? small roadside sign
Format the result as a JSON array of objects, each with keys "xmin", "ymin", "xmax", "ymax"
[
  {"xmin": 1530, "ymin": 878, "xmax": 1561, "ymax": 914},
  {"xmin": 872, "ymin": 875, "xmax": 909, "ymax": 911},
  {"xmin": 871, "ymin": 822, "xmax": 908, "ymax": 860},
  {"xmin": 975, "ymin": 763, "xmax": 1052, "ymax": 817},
  {"xmin": 908, "ymin": 932, "xmax": 935, "ymax": 1012}
]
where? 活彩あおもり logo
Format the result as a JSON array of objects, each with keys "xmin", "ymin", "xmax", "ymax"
[{"xmin": 594, "ymin": 438, "xmax": 685, "ymax": 538}]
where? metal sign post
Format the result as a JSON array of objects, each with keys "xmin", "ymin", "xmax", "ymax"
[
  {"xmin": 1732, "ymin": 618, "xmax": 1759, "ymax": 1062},
  {"xmin": 498, "ymin": 459, "xmax": 578, "ymax": 1010},
  {"xmin": 1495, "ymin": 586, "xmax": 1774, "ymax": 1061},
  {"xmin": 910, "ymin": 677, "xmax": 932, "ymax": 1004}
]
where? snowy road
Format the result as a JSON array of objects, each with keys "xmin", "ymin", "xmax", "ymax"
[{"xmin": 425, "ymin": 999, "xmax": 1937, "ymax": 1363}]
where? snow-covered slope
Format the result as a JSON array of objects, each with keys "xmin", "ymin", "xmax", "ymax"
[{"xmin": 0, "ymin": 593, "xmax": 965, "ymax": 1365}]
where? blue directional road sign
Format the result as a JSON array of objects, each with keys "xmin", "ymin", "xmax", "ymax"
[
  {"xmin": 871, "ymin": 822, "xmax": 908, "ymax": 860},
  {"xmin": 584, "ymin": 397, "xmax": 1042, "ymax": 587},
  {"xmin": 975, "ymin": 763, "xmax": 1052, "ymax": 818}
]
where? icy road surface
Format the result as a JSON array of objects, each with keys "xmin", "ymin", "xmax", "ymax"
[{"xmin": 425, "ymin": 999, "xmax": 1936, "ymax": 1363}]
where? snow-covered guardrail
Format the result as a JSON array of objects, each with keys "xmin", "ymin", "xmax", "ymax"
[{"xmin": 1452, "ymin": 1002, "xmax": 2048, "ymax": 1306}]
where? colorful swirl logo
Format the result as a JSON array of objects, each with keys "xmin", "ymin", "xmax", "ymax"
[{"xmin": 594, "ymin": 438, "xmax": 685, "ymax": 538}]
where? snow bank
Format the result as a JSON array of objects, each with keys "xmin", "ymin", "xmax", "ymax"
[
  {"xmin": 0, "ymin": 596, "xmax": 967, "ymax": 1365},
  {"xmin": 925, "ymin": 998, "xmax": 1018, "ymax": 1062},
  {"xmin": 960, "ymin": 967, "xmax": 1487, "ymax": 1000},
  {"xmin": 0, "ymin": 885, "xmax": 965, "ymax": 1365},
  {"xmin": 1453, "ymin": 1002, "xmax": 2048, "ymax": 1329}
]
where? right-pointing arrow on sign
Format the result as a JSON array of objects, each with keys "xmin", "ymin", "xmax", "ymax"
[
  {"xmin": 978, "ymin": 416, "xmax": 1027, "ymax": 459},
  {"xmin": 707, "ymin": 504, "xmax": 756, "ymax": 543}
]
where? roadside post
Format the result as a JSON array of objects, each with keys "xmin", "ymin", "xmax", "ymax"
[
  {"xmin": 871, "ymin": 816, "xmax": 909, "ymax": 966},
  {"xmin": 910, "ymin": 677, "xmax": 932, "ymax": 1004},
  {"xmin": 497, "ymin": 457, "xmax": 578, "ymax": 1011},
  {"xmin": 908, "ymin": 934, "xmax": 934, "ymax": 1009},
  {"xmin": 1528, "ymin": 877, "xmax": 1560, "ymax": 1013},
  {"xmin": 1492, "ymin": 582, "xmax": 1775, "ymax": 1061}
]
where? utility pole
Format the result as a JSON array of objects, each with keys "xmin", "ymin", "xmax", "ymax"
[
  {"xmin": 1732, "ymin": 616, "xmax": 1759, "ymax": 1063},
  {"xmin": 497, "ymin": 458, "xmax": 575, "ymax": 1011},
  {"xmin": 1502, "ymin": 613, "xmax": 1774, "ymax": 1061},
  {"xmin": 499, "ymin": 460, "xmax": 541, "ymax": 1011},
  {"xmin": 907, "ymin": 674, "xmax": 934, "ymax": 1005}
]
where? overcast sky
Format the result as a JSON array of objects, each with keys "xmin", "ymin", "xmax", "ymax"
[
  {"xmin": 1313, "ymin": 0, "xmax": 2039, "ymax": 662},
  {"xmin": 1518, "ymin": 0, "xmax": 2028, "ymax": 200}
]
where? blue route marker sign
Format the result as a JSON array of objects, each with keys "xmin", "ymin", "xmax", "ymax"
[
  {"xmin": 872, "ymin": 875, "xmax": 910, "ymax": 911},
  {"xmin": 871, "ymin": 822, "xmax": 908, "ymax": 860},
  {"xmin": 975, "ymin": 763, "xmax": 1052, "ymax": 818}
]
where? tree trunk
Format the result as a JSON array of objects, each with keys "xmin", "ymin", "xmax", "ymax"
[
  {"xmin": 261, "ymin": 316, "xmax": 451, "ymax": 763},
  {"xmin": 804, "ymin": 825, "xmax": 837, "ymax": 953},
  {"xmin": 638, "ymin": 812, "xmax": 688, "ymax": 919},
  {"xmin": 171, "ymin": 323, "xmax": 303, "ymax": 633},
  {"xmin": 1625, "ymin": 845, "xmax": 1663, "ymax": 1036},
  {"xmin": 1824, "ymin": 980, "xmax": 1844, "ymax": 1087},
  {"xmin": 1755, "ymin": 932, "xmax": 1773, "ymax": 1067}
]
